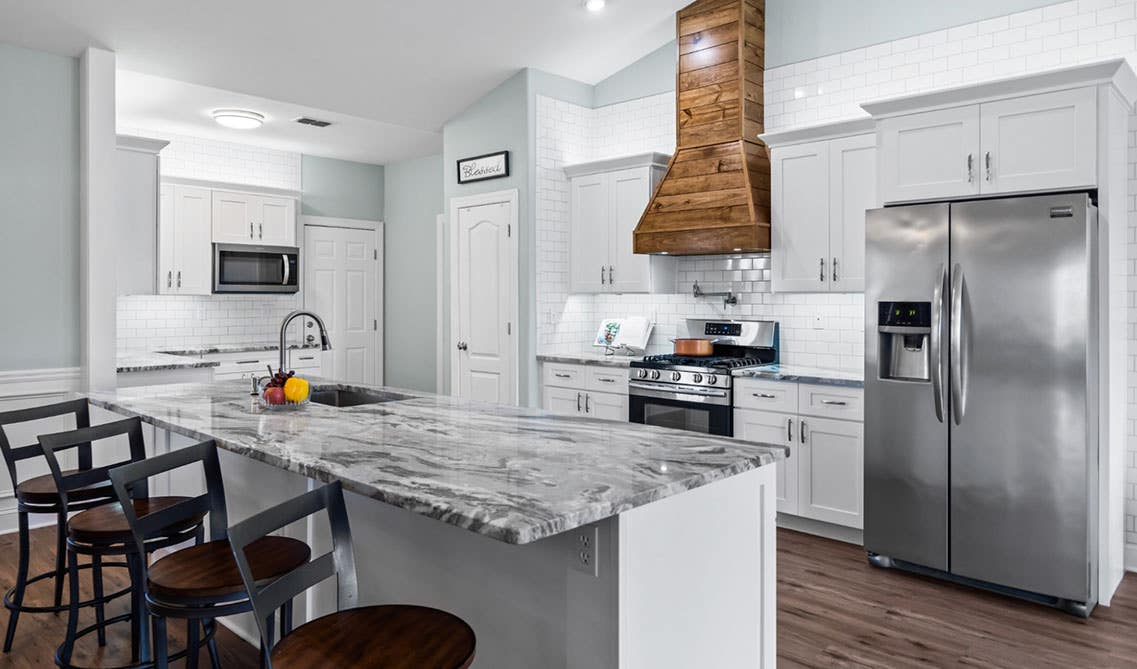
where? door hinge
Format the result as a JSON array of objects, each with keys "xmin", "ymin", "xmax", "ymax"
[
  {"xmin": 507, "ymin": 224, "xmax": 511, "ymax": 237},
  {"xmin": 373, "ymin": 319, "xmax": 378, "ymax": 331},
  {"xmin": 507, "ymin": 322, "xmax": 511, "ymax": 335}
]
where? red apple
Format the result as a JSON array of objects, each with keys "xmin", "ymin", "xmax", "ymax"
[{"xmin": 263, "ymin": 387, "xmax": 286, "ymax": 405}]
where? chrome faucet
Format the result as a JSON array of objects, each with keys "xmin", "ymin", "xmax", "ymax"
[{"xmin": 279, "ymin": 310, "xmax": 332, "ymax": 372}]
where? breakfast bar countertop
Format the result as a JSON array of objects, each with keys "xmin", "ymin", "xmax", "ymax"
[{"xmin": 86, "ymin": 380, "xmax": 786, "ymax": 545}]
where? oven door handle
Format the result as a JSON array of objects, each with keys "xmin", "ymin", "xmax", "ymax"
[{"xmin": 627, "ymin": 382, "xmax": 723, "ymax": 398}]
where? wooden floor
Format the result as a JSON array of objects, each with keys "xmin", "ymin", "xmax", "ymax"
[{"xmin": 1, "ymin": 526, "xmax": 1134, "ymax": 667}]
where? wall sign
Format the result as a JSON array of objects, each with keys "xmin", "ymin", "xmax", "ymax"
[{"xmin": 457, "ymin": 151, "xmax": 510, "ymax": 184}]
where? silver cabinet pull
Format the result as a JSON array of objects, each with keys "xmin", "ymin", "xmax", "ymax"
[
  {"xmin": 554, "ymin": 372, "xmax": 572, "ymax": 379},
  {"xmin": 967, "ymin": 153, "xmax": 973, "ymax": 183},
  {"xmin": 259, "ymin": 223, "xmax": 263, "ymax": 239},
  {"xmin": 585, "ymin": 393, "xmax": 591, "ymax": 413},
  {"xmin": 800, "ymin": 420, "xmax": 807, "ymax": 443},
  {"xmin": 832, "ymin": 257, "xmax": 838, "ymax": 282},
  {"xmin": 787, "ymin": 417, "xmax": 793, "ymax": 442},
  {"xmin": 753, "ymin": 392, "xmax": 776, "ymax": 399},
  {"xmin": 599, "ymin": 377, "xmax": 616, "ymax": 383},
  {"xmin": 176, "ymin": 271, "xmax": 181, "ymax": 288},
  {"xmin": 250, "ymin": 222, "xmax": 254, "ymax": 238},
  {"xmin": 236, "ymin": 359, "xmax": 259, "ymax": 365},
  {"xmin": 819, "ymin": 257, "xmax": 825, "ymax": 282},
  {"xmin": 820, "ymin": 399, "xmax": 848, "ymax": 406},
  {"xmin": 930, "ymin": 264, "xmax": 946, "ymax": 423},
  {"xmin": 167, "ymin": 270, "xmax": 172, "ymax": 288},
  {"xmin": 608, "ymin": 266, "xmax": 614, "ymax": 284},
  {"xmin": 984, "ymin": 151, "xmax": 992, "ymax": 181},
  {"xmin": 577, "ymin": 392, "xmax": 582, "ymax": 412},
  {"xmin": 600, "ymin": 266, "xmax": 606, "ymax": 285},
  {"xmin": 298, "ymin": 356, "xmax": 315, "ymax": 361}
]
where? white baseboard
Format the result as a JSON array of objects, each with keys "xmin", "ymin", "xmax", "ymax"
[
  {"xmin": 216, "ymin": 617, "xmax": 259, "ymax": 648},
  {"xmin": 1126, "ymin": 543, "xmax": 1137, "ymax": 573},
  {"xmin": 776, "ymin": 513, "xmax": 864, "ymax": 546},
  {"xmin": 0, "ymin": 367, "xmax": 81, "ymax": 399}
]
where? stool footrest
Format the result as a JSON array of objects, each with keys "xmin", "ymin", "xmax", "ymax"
[{"xmin": 3, "ymin": 562, "xmax": 131, "ymax": 614}]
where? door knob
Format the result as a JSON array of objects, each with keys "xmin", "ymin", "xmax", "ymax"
[{"xmin": 456, "ymin": 341, "xmax": 468, "ymax": 351}]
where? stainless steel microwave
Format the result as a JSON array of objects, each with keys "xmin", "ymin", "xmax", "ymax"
[{"xmin": 213, "ymin": 243, "xmax": 299, "ymax": 294}]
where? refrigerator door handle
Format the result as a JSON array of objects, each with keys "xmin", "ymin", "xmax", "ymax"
[
  {"xmin": 950, "ymin": 263, "xmax": 967, "ymax": 425},
  {"xmin": 930, "ymin": 264, "xmax": 946, "ymax": 423}
]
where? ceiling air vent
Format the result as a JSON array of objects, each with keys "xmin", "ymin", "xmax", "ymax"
[{"xmin": 294, "ymin": 116, "xmax": 332, "ymax": 128}]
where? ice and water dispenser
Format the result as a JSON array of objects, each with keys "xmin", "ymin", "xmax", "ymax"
[{"xmin": 877, "ymin": 302, "xmax": 932, "ymax": 381}]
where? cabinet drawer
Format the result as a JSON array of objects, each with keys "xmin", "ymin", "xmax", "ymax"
[
  {"xmin": 798, "ymin": 384, "xmax": 863, "ymax": 420},
  {"xmin": 543, "ymin": 363, "xmax": 586, "ymax": 388},
  {"xmin": 586, "ymin": 367, "xmax": 628, "ymax": 394},
  {"xmin": 735, "ymin": 379, "xmax": 798, "ymax": 413}
]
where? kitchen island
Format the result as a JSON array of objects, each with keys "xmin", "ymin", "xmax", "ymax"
[{"xmin": 87, "ymin": 380, "xmax": 785, "ymax": 668}]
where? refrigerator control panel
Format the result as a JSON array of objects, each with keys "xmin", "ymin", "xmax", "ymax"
[{"xmin": 878, "ymin": 302, "xmax": 931, "ymax": 328}]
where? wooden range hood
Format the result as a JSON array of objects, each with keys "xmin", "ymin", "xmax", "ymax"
[{"xmin": 633, "ymin": 0, "xmax": 770, "ymax": 256}]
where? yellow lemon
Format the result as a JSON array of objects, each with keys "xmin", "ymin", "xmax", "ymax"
[{"xmin": 283, "ymin": 377, "xmax": 310, "ymax": 403}]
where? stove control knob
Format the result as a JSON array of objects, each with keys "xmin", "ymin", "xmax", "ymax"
[
  {"xmin": 692, "ymin": 373, "xmax": 703, "ymax": 383},
  {"xmin": 637, "ymin": 369, "xmax": 648, "ymax": 379},
  {"xmin": 650, "ymin": 370, "xmax": 661, "ymax": 380},
  {"xmin": 707, "ymin": 374, "xmax": 718, "ymax": 385},
  {"xmin": 671, "ymin": 371, "xmax": 682, "ymax": 382}
]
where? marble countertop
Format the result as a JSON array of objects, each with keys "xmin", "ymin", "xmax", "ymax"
[
  {"xmin": 116, "ymin": 352, "xmax": 221, "ymax": 374},
  {"xmin": 158, "ymin": 342, "xmax": 321, "ymax": 357},
  {"xmin": 733, "ymin": 363, "xmax": 864, "ymax": 388},
  {"xmin": 86, "ymin": 380, "xmax": 786, "ymax": 545},
  {"xmin": 537, "ymin": 352, "xmax": 636, "ymax": 368}
]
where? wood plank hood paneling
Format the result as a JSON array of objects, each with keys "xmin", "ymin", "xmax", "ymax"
[{"xmin": 633, "ymin": 0, "xmax": 771, "ymax": 256}]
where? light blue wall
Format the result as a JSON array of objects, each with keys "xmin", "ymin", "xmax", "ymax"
[
  {"xmin": 594, "ymin": 40, "xmax": 677, "ymax": 106},
  {"xmin": 382, "ymin": 154, "xmax": 443, "ymax": 392},
  {"xmin": 766, "ymin": 0, "xmax": 1063, "ymax": 67},
  {"xmin": 0, "ymin": 43, "xmax": 79, "ymax": 371},
  {"xmin": 301, "ymin": 154, "xmax": 384, "ymax": 220}
]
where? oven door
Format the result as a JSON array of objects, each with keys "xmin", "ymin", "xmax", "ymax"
[
  {"xmin": 628, "ymin": 383, "xmax": 732, "ymax": 436},
  {"xmin": 213, "ymin": 243, "xmax": 299, "ymax": 293}
]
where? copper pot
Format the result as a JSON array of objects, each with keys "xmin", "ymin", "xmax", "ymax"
[{"xmin": 672, "ymin": 338, "xmax": 716, "ymax": 356}]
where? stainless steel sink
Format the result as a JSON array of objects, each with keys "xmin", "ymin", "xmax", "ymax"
[{"xmin": 309, "ymin": 388, "xmax": 414, "ymax": 408}]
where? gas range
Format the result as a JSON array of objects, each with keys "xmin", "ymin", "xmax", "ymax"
[{"xmin": 627, "ymin": 319, "xmax": 778, "ymax": 436}]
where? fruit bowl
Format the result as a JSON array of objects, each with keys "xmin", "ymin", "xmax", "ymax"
[{"xmin": 256, "ymin": 372, "xmax": 310, "ymax": 411}]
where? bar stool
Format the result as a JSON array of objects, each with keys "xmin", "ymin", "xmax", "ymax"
[
  {"xmin": 38, "ymin": 417, "xmax": 207, "ymax": 669},
  {"xmin": 228, "ymin": 481, "xmax": 477, "ymax": 669},
  {"xmin": 0, "ymin": 398, "xmax": 129, "ymax": 653},
  {"xmin": 108, "ymin": 440, "xmax": 311, "ymax": 669}
]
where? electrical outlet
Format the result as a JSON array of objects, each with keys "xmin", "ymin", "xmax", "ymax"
[
  {"xmin": 571, "ymin": 525, "xmax": 599, "ymax": 577},
  {"xmin": 813, "ymin": 314, "xmax": 824, "ymax": 329}
]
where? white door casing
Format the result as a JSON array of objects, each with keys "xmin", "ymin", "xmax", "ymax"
[
  {"xmin": 449, "ymin": 189, "xmax": 519, "ymax": 405},
  {"xmin": 304, "ymin": 225, "xmax": 382, "ymax": 384}
]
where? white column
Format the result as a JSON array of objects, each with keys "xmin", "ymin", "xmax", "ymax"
[{"xmin": 79, "ymin": 47, "xmax": 117, "ymax": 391}]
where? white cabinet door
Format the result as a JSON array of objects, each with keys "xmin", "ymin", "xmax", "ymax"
[
  {"xmin": 257, "ymin": 195, "xmax": 296, "ymax": 245},
  {"xmin": 172, "ymin": 185, "xmax": 212, "ymax": 295},
  {"xmin": 212, "ymin": 190, "xmax": 255, "ymax": 243},
  {"xmin": 608, "ymin": 167, "xmax": 651, "ymax": 293},
  {"xmin": 586, "ymin": 391, "xmax": 628, "ymax": 422},
  {"xmin": 544, "ymin": 386, "xmax": 583, "ymax": 417},
  {"xmin": 569, "ymin": 173, "xmax": 610, "ymax": 293},
  {"xmin": 158, "ymin": 184, "xmax": 176, "ymax": 295},
  {"xmin": 878, "ymin": 105, "xmax": 980, "ymax": 203},
  {"xmin": 828, "ymin": 134, "xmax": 875, "ymax": 292},
  {"xmin": 979, "ymin": 87, "xmax": 1096, "ymax": 195},
  {"xmin": 734, "ymin": 409, "xmax": 798, "ymax": 515},
  {"xmin": 799, "ymin": 416, "xmax": 863, "ymax": 529},
  {"xmin": 771, "ymin": 141, "xmax": 830, "ymax": 292}
]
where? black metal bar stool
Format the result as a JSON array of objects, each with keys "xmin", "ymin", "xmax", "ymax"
[
  {"xmin": 38, "ymin": 417, "xmax": 206, "ymax": 669},
  {"xmin": 228, "ymin": 481, "xmax": 477, "ymax": 669},
  {"xmin": 109, "ymin": 440, "xmax": 310, "ymax": 669},
  {"xmin": 0, "ymin": 398, "xmax": 130, "ymax": 653}
]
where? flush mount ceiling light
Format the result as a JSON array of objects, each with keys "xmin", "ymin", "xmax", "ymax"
[
  {"xmin": 211, "ymin": 109, "xmax": 264, "ymax": 130},
  {"xmin": 583, "ymin": 0, "xmax": 606, "ymax": 12}
]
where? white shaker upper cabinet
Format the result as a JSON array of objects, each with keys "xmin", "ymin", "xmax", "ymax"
[
  {"xmin": 255, "ymin": 195, "xmax": 297, "ymax": 246},
  {"xmin": 608, "ymin": 168, "xmax": 655, "ymax": 294},
  {"xmin": 212, "ymin": 190, "xmax": 296, "ymax": 246},
  {"xmin": 979, "ymin": 87, "xmax": 1097, "ymax": 195},
  {"xmin": 569, "ymin": 173, "xmax": 609, "ymax": 294},
  {"xmin": 877, "ymin": 105, "xmax": 980, "ymax": 204},
  {"xmin": 160, "ymin": 185, "xmax": 212, "ymax": 296},
  {"xmin": 770, "ymin": 141, "xmax": 830, "ymax": 292},
  {"xmin": 828, "ymin": 133, "xmax": 876, "ymax": 292}
]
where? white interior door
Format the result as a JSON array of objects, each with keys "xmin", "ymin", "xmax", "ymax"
[
  {"xmin": 304, "ymin": 225, "xmax": 381, "ymax": 384},
  {"xmin": 452, "ymin": 194, "xmax": 518, "ymax": 404}
]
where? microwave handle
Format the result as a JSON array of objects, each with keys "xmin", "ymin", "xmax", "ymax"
[{"xmin": 282, "ymin": 254, "xmax": 291, "ymax": 286}]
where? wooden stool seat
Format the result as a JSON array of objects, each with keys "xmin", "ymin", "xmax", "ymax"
[
  {"xmin": 270, "ymin": 605, "xmax": 476, "ymax": 669},
  {"xmin": 15, "ymin": 470, "xmax": 114, "ymax": 506},
  {"xmin": 67, "ymin": 496, "xmax": 204, "ymax": 544},
  {"xmin": 148, "ymin": 535, "xmax": 310, "ymax": 601}
]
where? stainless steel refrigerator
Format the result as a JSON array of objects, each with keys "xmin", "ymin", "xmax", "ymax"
[{"xmin": 864, "ymin": 192, "xmax": 1098, "ymax": 616}]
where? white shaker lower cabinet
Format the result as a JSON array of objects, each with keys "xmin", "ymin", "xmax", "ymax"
[
  {"xmin": 540, "ymin": 361, "xmax": 629, "ymax": 421},
  {"xmin": 734, "ymin": 378, "xmax": 864, "ymax": 530},
  {"xmin": 565, "ymin": 153, "xmax": 676, "ymax": 294},
  {"xmin": 763, "ymin": 119, "xmax": 875, "ymax": 293}
]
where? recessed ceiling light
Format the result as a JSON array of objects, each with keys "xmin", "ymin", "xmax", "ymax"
[
  {"xmin": 584, "ymin": 0, "xmax": 606, "ymax": 12},
  {"xmin": 211, "ymin": 109, "xmax": 264, "ymax": 130}
]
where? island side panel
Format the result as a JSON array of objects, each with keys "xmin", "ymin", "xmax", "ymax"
[{"xmin": 617, "ymin": 464, "xmax": 777, "ymax": 669}]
